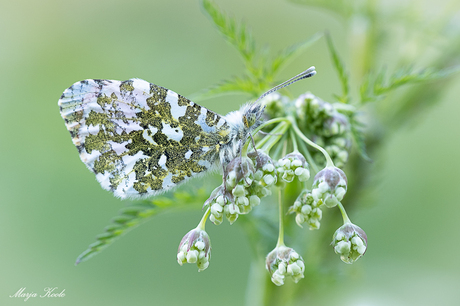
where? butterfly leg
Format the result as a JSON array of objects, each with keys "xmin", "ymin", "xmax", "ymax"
[{"xmin": 222, "ymin": 164, "xmax": 229, "ymax": 205}]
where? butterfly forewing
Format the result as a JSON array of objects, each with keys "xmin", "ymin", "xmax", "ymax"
[{"xmin": 59, "ymin": 78, "xmax": 231, "ymax": 199}]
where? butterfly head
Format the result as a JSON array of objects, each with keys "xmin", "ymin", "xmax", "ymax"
[{"xmin": 242, "ymin": 103, "xmax": 265, "ymax": 129}]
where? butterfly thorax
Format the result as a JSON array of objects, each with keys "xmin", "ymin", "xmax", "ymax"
[{"xmin": 219, "ymin": 103, "xmax": 265, "ymax": 166}]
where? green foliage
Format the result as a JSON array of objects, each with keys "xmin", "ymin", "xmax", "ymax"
[
  {"xmin": 325, "ymin": 33, "xmax": 350, "ymax": 104},
  {"xmin": 289, "ymin": 0, "xmax": 353, "ymax": 18},
  {"xmin": 75, "ymin": 189, "xmax": 208, "ymax": 264},
  {"xmin": 202, "ymin": 0, "xmax": 256, "ymax": 66},
  {"xmin": 197, "ymin": 0, "xmax": 322, "ymax": 100},
  {"xmin": 349, "ymin": 114, "xmax": 371, "ymax": 162},
  {"xmin": 360, "ymin": 66, "xmax": 460, "ymax": 105}
]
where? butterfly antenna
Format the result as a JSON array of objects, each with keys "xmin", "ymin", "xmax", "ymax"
[{"xmin": 255, "ymin": 66, "xmax": 316, "ymax": 103}]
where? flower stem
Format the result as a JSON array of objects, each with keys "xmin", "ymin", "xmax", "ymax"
[
  {"xmin": 297, "ymin": 137, "xmax": 319, "ymax": 173},
  {"xmin": 253, "ymin": 117, "xmax": 290, "ymax": 135},
  {"xmin": 288, "ymin": 116, "xmax": 335, "ymax": 167},
  {"xmin": 337, "ymin": 202, "xmax": 351, "ymax": 224},
  {"xmin": 242, "ymin": 118, "xmax": 290, "ymax": 155},
  {"xmin": 276, "ymin": 188, "xmax": 285, "ymax": 247},
  {"xmin": 260, "ymin": 122, "xmax": 290, "ymax": 152},
  {"xmin": 197, "ymin": 208, "xmax": 211, "ymax": 230},
  {"xmin": 289, "ymin": 128, "xmax": 298, "ymax": 152},
  {"xmin": 255, "ymin": 122, "xmax": 285, "ymax": 149}
]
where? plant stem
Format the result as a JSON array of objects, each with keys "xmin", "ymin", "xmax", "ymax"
[
  {"xmin": 289, "ymin": 116, "xmax": 334, "ymax": 167},
  {"xmin": 197, "ymin": 208, "xmax": 211, "ymax": 230},
  {"xmin": 255, "ymin": 122, "xmax": 285, "ymax": 149},
  {"xmin": 337, "ymin": 202, "xmax": 351, "ymax": 224},
  {"xmin": 276, "ymin": 188, "xmax": 285, "ymax": 247},
  {"xmin": 260, "ymin": 122, "xmax": 290, "ymax": 152},
  {"xmin": 289, "ymin": 128, "xmax": 298, "ymax": 152},
  {"xmin": 253, "ymin": 117, "xmax": 290, "ymax": 135},
  {"xmin": 297, "ymin": 137, "xmax": 319, "ymax": 173},
  {"xmin": 244, "ymin": 258, "xmax": 267, "ymax": 306}
]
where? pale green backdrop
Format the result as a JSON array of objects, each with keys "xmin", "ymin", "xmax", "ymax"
[{"xmin": 1, "ymin": 0, "xmax": 459, "ymax": 305}]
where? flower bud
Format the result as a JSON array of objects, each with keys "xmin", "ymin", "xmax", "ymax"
[
  {"xmin": 177, "ymin": 228, "xmax": 211, "ymax": 272},
  {"xmin": 224, "ymin": 204, "xmax": 240, "ymax": 224},
  {"xmin": 266, "ymin": 246, "xmax": 305, "ymax": 286},
  {"xmin": 332, "ymin": 223, "xmax": 367, "ymax": 264},
  {"xmin": 225, "ymin": 156, "xmax": 255, "ymax": 191},
  {"xmin": 259, "ymin": 92, "xmax": 289, "ymax": 119},
  {"xmin": 312, "ymin": 166, "xmax": 347, "ymax": 208},
  {"xmin": 277, "ymin": 152, "xmax": 310, "ymax": 183},
  {"xmin": 288, "ymin": 190, "xmax": 322, "ymax": 230}
]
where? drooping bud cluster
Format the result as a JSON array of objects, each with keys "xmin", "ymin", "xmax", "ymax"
[
  {"xmin": 287, "ymin": 190, "xmax": 322, "ymax": 230},
  {"xmin": 205, "ymin": 151, "xmax": 277, "ymax": 225},
  {"xmin": 295, "ymin": 93, "xmax": 352, "ymax": 167},
  {"xmin": 266, "ymin": 246, "xmax": 305, "ymax": 286},
  {"xmin": 332, "ymin": 223, "xmax": 367, "ymax": 264},
  {"xmin": 226, "ymin": 156, "xmax": 257, "ymax": 215},
  {"xmin": 177, "ymin": 228, "xmax": 211, "ymax": 272},
  {"xmin": 312, "ymin": 166, "xmax": 347, "ymax": 208},
  {"xmin": 276, "ymin": 152, "xmax": 310, "ymax": 183}
]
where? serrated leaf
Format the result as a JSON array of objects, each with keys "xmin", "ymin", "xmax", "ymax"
[
  {"xmin": 75, "ymin": 188, "xmax": 208, "ymax": 265},
  {"xmin": 325, "ymin": 33, "xmax": 350, "ymax": 104},
  {"xmin": 350, "ymin": 115, "xmax": 372, "ymax": 162},
  {"xmin": 270, "ymin": 32, "xmax": 323, "ymax": 77},
  {"xmin": 359, "ymin": 66, "xmax": 460, "ymax": 105},
  {"xmin": 202, "ymin": 0, "xmax": 255, "ymax": 65},
  {"xmin": 190, "ymin": 75, "xmax": 261, "ymax": 101}
]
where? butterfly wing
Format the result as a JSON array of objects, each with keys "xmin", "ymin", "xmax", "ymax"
[{"xmin": 59, "ymin": 78, "xmax": 231, "ymax": 199}]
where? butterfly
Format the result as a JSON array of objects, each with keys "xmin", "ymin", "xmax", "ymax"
[{"xmin": 58, "ymin": 67, "xmax": 315, "ymax": 199}]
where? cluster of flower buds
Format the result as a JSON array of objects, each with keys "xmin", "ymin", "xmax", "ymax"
[
  {"xmin": 332, "ymin": 223, "xmax": 367, "ymax": 264},
  {"xmin": 276, "ymin": 152, "xmax": 310, "ymax": 183},
  {"xmin": 295, "ymin": 93, "xmax": 352, "ymax": 167},
  {"xmin": 266, "ymin": 246, "xmax": 305, "ymax": 286},
  {"xmin": 175, "ymin": 87, "xmax": 370, "ymax": 284},
  {"xmin": 287, "ymin": 190, "xmax": 322, "ymax": 230},
  {"xmin": 312, "ymin": 166, "xmax": 347, "ymax": 208},
  {"xmin": 205, "ymin": 151, "xmax": 277, "ymax": 225},
  {"xmin": 177, "ymin": 228, "xmax": 211, "ymax": 272},
  {"xmin": 258, "ymin": 92, "xmax": 290, "ymax": 119}
]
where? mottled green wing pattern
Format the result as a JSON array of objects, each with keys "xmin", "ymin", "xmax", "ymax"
[{"xmin": 59, "ymin": 78, "xmax": 231, "ymax": 199}]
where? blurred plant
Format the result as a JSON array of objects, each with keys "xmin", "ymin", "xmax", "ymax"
[{"xmin": 74, "ymin": 0, "xmax": 460, "ymax": 304}]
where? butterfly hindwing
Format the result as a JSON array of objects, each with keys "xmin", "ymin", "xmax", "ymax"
[{"xmin": 59, "ymin": 78, "xmax": 231, "ymax": 199}]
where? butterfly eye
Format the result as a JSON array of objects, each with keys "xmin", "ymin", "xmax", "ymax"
[{"xmin": 243, "ymin": 114, "xmax": 256, "ymax": 128}]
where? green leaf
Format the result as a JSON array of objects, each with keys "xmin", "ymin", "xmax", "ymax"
[
  {"xmin": 75, "ymin": 188, "xmax": 208, "ymax": 265},
  {"xmin": 270, "ymin": 32, "xmax": 323, "ymax": 77},
  {"xmin": 202, "ymin": 0, "xmax": 255, "ymax": 65},
  {"xmin": 359, "ymin": 66, "xmax": 460, "ymax": 105},
  {"xmin": 350, "ymin": 114, "xmax": 372, "ymax": 162},
  {"xmin": 288, "ymin": 0, "xmax": 354, "ymax": 18},
  {"xmin": 190, "ymin": 75, "xmax": 262, "ymax": 101},
  {"xmin": 200, "ymin": 0, "xmax": 317, "ymax": 100},
  {"xmin": 325, "ymin": 33, "xmax": 350, "ymax": 104}
]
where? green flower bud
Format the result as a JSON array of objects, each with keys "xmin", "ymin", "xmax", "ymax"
[
  {"xmin": 277, "ymin": 152, "xmax": 310, "ymax": 183},
  {"xmin": 332, "ymin": 223, "xmax": 367, "ymax": 264},
  {"xmin": 224, "ymin": 204, "xmax": 240, "ymax": 224},
  {"xmin": 312, "ymin": 166, "xmax": 347, "ymax": 208},
  {"xmin": 177, "ymin": 228, "xmax": 211, "ymax": 272},
  {"xmin": 266, "ymin": 246, "xmax": 305, "ymax": 286},
  {"xmin": 259, "ymin": 92, "xmax": 288, "ymax": 119},
  {"xmin": 232, "ymin": 184, "xmax": 247, "ymax": 197},
  {"xmin": 288, "ymin": 190, "xmax": 322, "ymax": 230},
  {"xmin": 249, "ymin": 195, "xmax": 260, "ymax": 206}
]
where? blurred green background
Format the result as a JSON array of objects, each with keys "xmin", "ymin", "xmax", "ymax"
[{"xmin": 1, "ymin": 0, "xmax": 460, "ymax": 305}]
